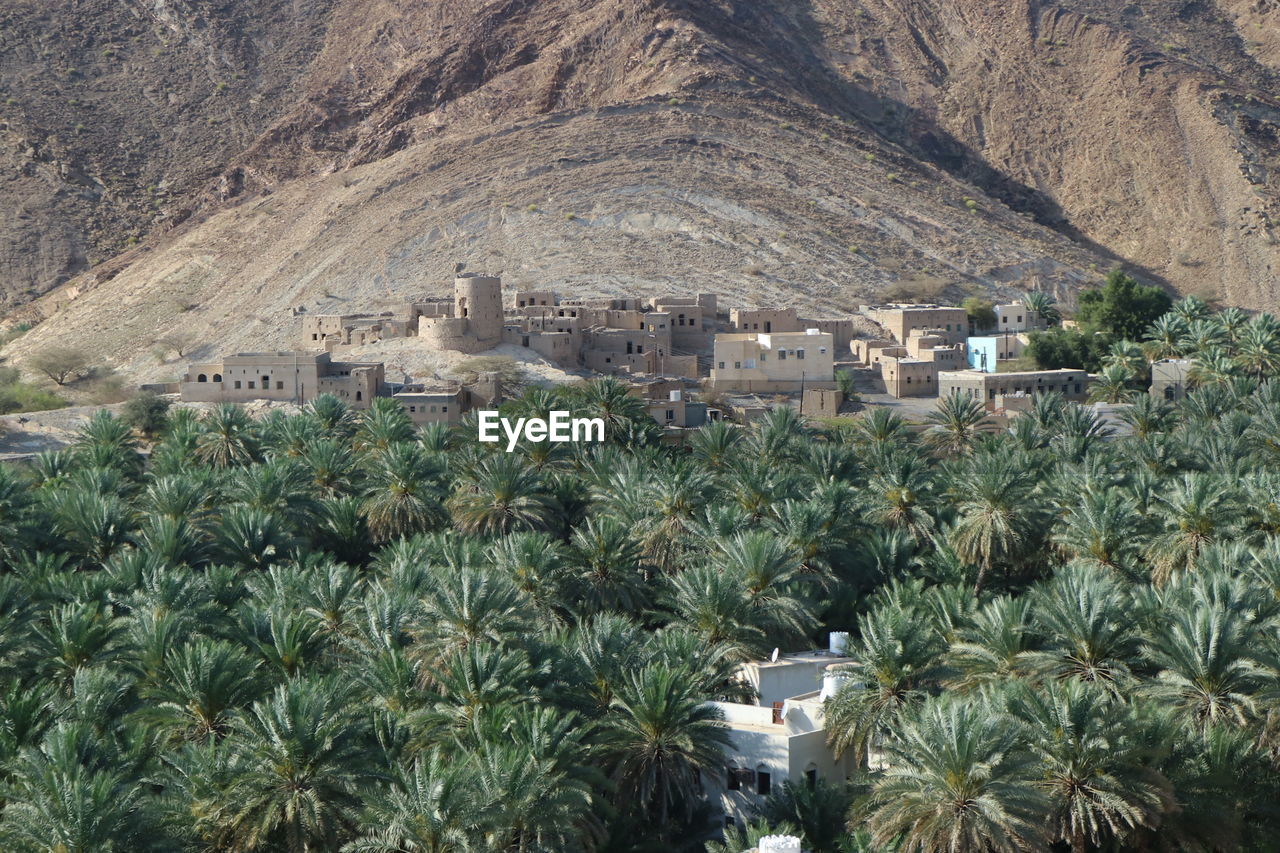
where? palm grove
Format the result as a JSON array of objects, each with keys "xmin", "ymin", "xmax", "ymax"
[{"xmin": 1, "ymin": 297, "xmax": 1280, "ymax": 853}]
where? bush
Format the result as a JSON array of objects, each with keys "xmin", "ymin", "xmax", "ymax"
[
  {"xmin": 0, "ymin": 366, "xmax": 66, "ymax": 415},
  {"xmin": 29, "ymin": 346, "xmax": 90, "ymax": 385},
  {"xmin": 961, "ymin": 297, "xmax": 996, "ymax": 332},
  {"xmin": 122, "ymin": 392, "xmax": 172, "ymax": 437},
  {"xmin": 1025, "ymin": 327, "xmax": 1111, "ymax": 372},
  {"xmin": 1074, "ymin": 268, "xmax": 1172, "ymax": 338}
]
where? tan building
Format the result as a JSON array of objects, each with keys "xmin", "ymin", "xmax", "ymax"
[
  {"xmin": 939, "ymin": 368, "xmax": 1090, "ymax": 409},
  {"xmin": 861, "ymin": 304, "xmax": 969, "ymax": 346},
  {"xmin": 392, "ymin": 385, "xmax": 468, "ymax": 425},
  {"xmin": 994, "ymin": 301, "xmax": 1044, "ymax": 333},
  {"xmin": 299, "ymin": 312, "xmax": 414, "ymax": 347},
  {"xmin": 801, "ymin": 388, "xmax": 843, "ymax": 417},
  {"xmin": 181, "ymin": 351, "xmax": 384, "ymax": 407},
  {"xmin": 709, "ymin": 329, "xmax": 835, "ymax": 392},
  {"xmin": 417, "ymin": 274, "xmax": 505, "ymax": 354},
  {"xmin": 512, "ymin": 290, "xmax": 557, "ymax": 310},
  {"xmin": 647, "ymin": 389, "xmax": 711, "ymax": 428},
  {"xmin": 802, "ymin": 318, "xmax": 855, "ymax": 354},
  {"xmin": 878, "ymin": 356, "xmax": 939, "ymax": 397},
  {"xmin": 730, "ymin": 307, "xmax": 800, "ymax": 334},
  {"xmin": 1150, "ymin": 359, "xmax": 1191, "ymax": 401}
]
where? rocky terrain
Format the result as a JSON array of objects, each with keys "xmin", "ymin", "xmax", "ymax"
[{"xmin": 2, "ymin": 0, "xmax": 1278, "ymax": 378}]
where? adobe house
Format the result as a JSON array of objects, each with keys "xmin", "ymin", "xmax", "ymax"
[
  {"xmin": 939, "ymin": 368, "xmax": 1090, "ymax": 409},
  {"xmin": 392, "ymin": 384, "xmax": 469, "ymax": 425},
  {"xmin": 181, "ymin": 352, "xmax": 384, "ymax": 407},
  {"xmin": 729, "ymin": 307, "xmax": 800, "ymax": 334},
  {"xmin": 861, "ymin": 303, "xmax": 968, "ymax": 346},
  {"xmin": 709, "ymin": 329, "xmax": 836, "ymax": 392}
]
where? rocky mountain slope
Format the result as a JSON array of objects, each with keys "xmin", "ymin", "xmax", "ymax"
[{"xmin": 1, "ymin": 0, "xmax": 1278, "ymax": 376}]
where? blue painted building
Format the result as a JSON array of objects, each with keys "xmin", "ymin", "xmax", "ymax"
[{"xmin": 966, "ymin": 335, "xmax": 1024, "ymax": 373}]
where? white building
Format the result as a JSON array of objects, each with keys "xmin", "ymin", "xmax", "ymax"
[
  {"xmin": 993, "ymin": 301, "xmax": 1044, "ymax": 333},
  {"xmin": 705, "ymin": 646, "xmax": 858, "ymax": 829}
]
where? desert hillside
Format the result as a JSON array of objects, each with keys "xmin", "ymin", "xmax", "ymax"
[{"xmin": 2, "ymin": 0, "xmax": 1278, "ymax": 375}]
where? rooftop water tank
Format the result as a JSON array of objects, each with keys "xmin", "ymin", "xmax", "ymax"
[
  {"xmin": 757, "ymin": 836, "xmax": 803, "ymax": 853},
  {"xmin": 819, "ymin": 668, "xmax": 852, "ymax": 701}
]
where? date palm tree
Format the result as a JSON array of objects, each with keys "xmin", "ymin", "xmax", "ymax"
[
  {"xmin": 1003, "ymin": 679, "xmax": 1169, "ymax": 853},
  {"xmin": 212, "ymin": 678, "xmax": 377, "ymax": 852},
  {"xmin": 447, "ymin": 454, "xmax": 556, "ymax": 536},
  {"xmin": 361, "ymin": 444, "xmax": 448, "ymax": 542},
  {"xmin": 601, "ymin": 664, "xmax": 733, "ymax": 827},
  {"xmin": 343, "ymin": 753, "xmax": 488, "ymax": 853},
  {"xmin": 946, "ymin": 450, "xmax": 1043, "ymax": 592},
  {"xmin": 857, "ymin": 696, "xmax": 1048, "ymax": 853},
  {"xmin": 924, "ymin": 391, "xmax": 990, "ymax": 457},
  {"xmin": 195, "ymin": 403, "xmax": 260, "ymax": 468}
]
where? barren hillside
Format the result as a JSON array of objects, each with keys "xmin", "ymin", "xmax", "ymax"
[{"xmin": 2, "ymin": 0, "xmax": 1278, "ymax": 377}]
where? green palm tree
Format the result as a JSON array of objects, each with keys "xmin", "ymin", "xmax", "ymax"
[
  {"xmin": 413, "ymin": 566, "xmax": 529, "ymax": 663},
  {"xmin": 714, "ymin": 531, "xmax": 816, "ymax": 644},
  {"xmin": 1052, "ymin": 490, "xmax": 1143, "ymax": 575},
  {"xmin": 195, "ymin": 403, "xmax": 260, "ymax": 468},
  {"xmin": 1143, "ymin": 314, "xmax": 1189, "ymax": 360},
  {"xmin": 355, "ymin": 398, "xmax": 417, "ymax": 453},
  {"xmin": 857, "ymin": 695, "xmax": 1048, "ymax": 853},
  {"xmin": 1003, "ymin": 679, "xmax": 1169, "ymax": 853},
  {"xmin": 1025, "ymin": 566, "xmax": 1140, "ymax": 687},
  {"xmin": 343, "ymin": 754, "xmax": 488, "ymax": 853},
  {"xmin": 447, "ymin": 454, "xmax": 556, "ymax": 536},
  {"xmin": 1146, "ymin": 472, "xmax": 1238, "ymax": 583},
  {"xmin": 687, "ymin": 419, "xmax": 742, "ymax": 470},
  {"xmin": 361, "ymin": 443, "xmax": 447, "ymax": 542},
  {"xmin": 924, "ymin": 391, "xmax": 990, "ymax": 457},
  {"xmin": 865, "ymin": 452, "xmax": 935, "ymax": 542},
  {"xmin": 144, "ymin": 638, "xmax": 261, "ymax": 741},
  {"xmin": 1089, "ymin": 364, "xmax": 1136, "ymax": 403},
  {"xmin": 306, "ymin": 393, "xmax": 359, "ymax": 439},
  {"xmin": 945, "ymin": 595, "xmax": 1036, "ymax": 692},
  {"xmin": 824, "ymin": 593, "xmax": 945, "ymax": 764},
  {"xmin": 565, "ymin": 515, "xmax": 652, "ymax": 615},
  {"xmin": 601, "ymin": 664, "xmax": 733, "ymax": 826},
  {"xmin": 1140, "ymin": 600, "xmax": 1278, "ymax": 732},
  {"xmin": 212, "ymin": 678, "xmax": 376, "ymax": 852},
  {"xmin": 660, "ymin": 563, "xmax": 768, "ymax": 661},
  {"xmin": 946, "ymin": 450, "xmax": 1044, "ymax": 592}
]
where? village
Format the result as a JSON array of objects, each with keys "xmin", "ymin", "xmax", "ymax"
[{"xmin": 171, "ymin": 271, "xmax": 1186, "ymax": 433}]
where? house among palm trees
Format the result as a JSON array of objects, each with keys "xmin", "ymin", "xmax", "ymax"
[
  {"xmin": 1150, "ymin": 359, "xmax": 1191, "ymax": 401},
  {"xmin": 706, "ymin": 646, "xmax": 858, "ymax": 829}
]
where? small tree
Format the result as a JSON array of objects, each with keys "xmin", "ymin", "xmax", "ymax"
[
  {"xmin": 962, "ymin": 297, "xmax": 997, "ymax": 333},
  {"xmin": 122, "ymin": 391, "xmax": 172, "ymax": 437},
  {"xmin": 29, "ymin": 346, "xmax": 90, "ymax": 385},
  {"xmin": 156, "ymin": 332, "xmax": 195, "ymax": 359}
]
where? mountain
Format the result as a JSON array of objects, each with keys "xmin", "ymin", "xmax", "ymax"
[{"xmin": 2, "ymin": 0, "xmax": 1278, "ymax": 376}]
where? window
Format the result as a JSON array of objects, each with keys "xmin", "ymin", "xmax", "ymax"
[
  {"xmin": 430, "ymin": 406, "xmax": 437, "ymax": 413},
  {"xmin": 734, "ymin": 362, "xmax": 741, "ymax": 369},
  {"xmin": 262, "ymin": 376, "xmax": 270, "ymax": 386},
  {"xmin": 311, "ymin": 334, "xmax": 318, "ymax": 341},
  {"xmin": 744, "ymin": 359, "xmax": 756, "ymax": 369},
  {"xmin": 637, "ymin": 345, "xmax": 644, "ymax": 354},
  {"xmin": 1075, "ymin": 383, "xmax": 1082, "ymax": 394},
  {"xmin": 196, "ymin": 374, "xmax": 208, "ymax": 383},
  {"xmin": 276, "ymin": 381, "xmax": 284, "ymax": 390},
  {"xmin": 796, "ymin": 349, "xmax": 805, "ymax": 360},
  {"xmin": 666, "ymin": 409, "xmax": 675, "ymax": 421},
  {"xmin": 757, "ymin": 768, "xmax": 771, "ymax": 796},
  {"xmin": 627, "ymin": 342, "xmax": 634, "ymax": 354},
  {"xmin": 409, "ymin": 406, "xmax": 417, "ymax": 413},
  {"xmin": 804, "ymin": 768, "xmax": 817, "ymax": 788},
  {"xmin": 234, "ymin": 380, "xmax": 242, "ymax": 389},
  {"xmin": 248, "ymin": 381, "xmax": 256, "ymax": 389},
  {"xmin": 356, "ymin": 391, "xmax": 362, "ymax": 401},
  {"xmin": 727, "ymin": 769, "xmax": 740, "ymax": 791},
  {"xmin": 1017, "ymin": 315, "xmax": 1023, "ymax": 323},
  {"xmin": 778, "ymin": 351, "xmax": 786, "ymax": 361},
  {"xmin": 212, "ymin": 374, "xmax": 222, "ymax": 382},
  {"xmin": 442, "ymin": 406, "xmax": 448, "ymax": 413},
  {"xmin": 820, "ymin": 347, "xmax": 827, "ymax": 354},
  {"xmin": 718, "ymin": 362, "xmax": 725, "ymax": 370}
]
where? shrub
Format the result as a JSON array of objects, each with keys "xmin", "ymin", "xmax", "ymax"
[{"xmin": 122, "ymin": 392, "xmax": 172, "ymax": 437}]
